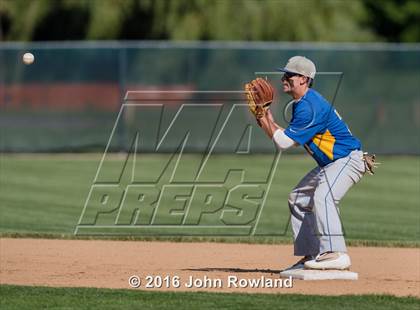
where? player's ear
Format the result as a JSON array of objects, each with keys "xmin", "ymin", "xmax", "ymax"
[{"xmin": 300, "ymin": 76, "xmax": 311, "ymax": 87}]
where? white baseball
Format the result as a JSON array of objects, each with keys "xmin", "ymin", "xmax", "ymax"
[{"xmin": 23, "ymin": 52, "xmax": 35, "ymax": 65}]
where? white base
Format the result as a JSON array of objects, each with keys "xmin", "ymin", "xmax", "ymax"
[{"xmin": 280, "ymin": 269, "xmax": 358, "ymax": 280}]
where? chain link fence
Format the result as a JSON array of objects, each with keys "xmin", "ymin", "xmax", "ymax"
[{"xmin": 1, "ymin": 41, "xmax": 419, "ymax": 154}]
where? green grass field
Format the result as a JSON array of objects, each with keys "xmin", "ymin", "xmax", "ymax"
[
  {"xmin": 1, "ymin": 285, "xmax": 418, "ymax": 310},
  {"xmin": 1, "ymin": 154, "xmax": 419, "ymax": 308},
  {"xmin": 0, "ymin": 154, "xmax": 419, "ymax": 246}
]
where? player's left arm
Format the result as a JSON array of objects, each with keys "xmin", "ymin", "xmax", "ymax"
[{"xmin": 244, "ymin": 78, "xmax": 297, "ymax": 151}]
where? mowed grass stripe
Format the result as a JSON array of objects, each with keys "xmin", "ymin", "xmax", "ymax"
[
  {"xmin": 0, "ymin": 154, "xmax": 418, "ymax": 245},
  {"xmin": 0, "ymin": 285, "xmax": 418, "ymax": 310}
]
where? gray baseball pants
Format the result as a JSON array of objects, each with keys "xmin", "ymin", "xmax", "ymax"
[{"xmin": 288, "ymin": 150, "xmax": 366, "ymax": 256}]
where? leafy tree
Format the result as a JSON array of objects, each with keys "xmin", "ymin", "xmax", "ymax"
[
  {"xmin": 1, "ymin": 0, "xmax": 54, "ymax": 41},
  {"xmin": 363, "ymin": 0, "xmax": 420, "ymax": 42},
  {"xmin": 0, "ymin": 0, "xmax": 418, "ymax": 42}
]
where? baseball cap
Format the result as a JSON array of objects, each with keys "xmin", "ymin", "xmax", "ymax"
[{"xmin": 277, "ymin": 56, "xmax": 316, "ymax": 79}]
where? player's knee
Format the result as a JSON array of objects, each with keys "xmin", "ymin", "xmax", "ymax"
[
  {"xmin": 288, "ymin": 192, "xmax": 298, "ymax": 210},
  {"xmin": 288, "ymin": 191, "xmax": 313, "ymax": 213}
]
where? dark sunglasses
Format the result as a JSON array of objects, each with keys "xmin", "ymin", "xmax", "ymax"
[{"xmin": 282, "ymin": 72, "xmax": 301, "ymax": 79}]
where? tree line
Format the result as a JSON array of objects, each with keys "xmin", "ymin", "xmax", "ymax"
[{"xmin": 1, "ymin": 0, "xmax": 419, "ymax": 42}]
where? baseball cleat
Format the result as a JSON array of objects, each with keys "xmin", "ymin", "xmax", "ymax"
[
  {"xmin": 304, "ymin": 252, "xmax": 351, "ymax": 270},
  {"xmin": 281, "ymin": 255, "xmax": 314, "ymax": 272}
]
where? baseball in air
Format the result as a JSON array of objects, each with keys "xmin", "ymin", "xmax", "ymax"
[{"xmin": 23, "ymin": 52, "xmax": 35, "ymax": 65}]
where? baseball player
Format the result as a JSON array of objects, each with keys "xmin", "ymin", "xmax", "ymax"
[{"xmin": 245, "ymin": 56, "xmax": 376, "ymax": 271}]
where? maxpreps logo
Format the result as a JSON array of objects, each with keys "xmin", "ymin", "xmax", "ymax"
[{"xmin": 75, "ymin": 91, "xmax": 281, "ymax": 236}]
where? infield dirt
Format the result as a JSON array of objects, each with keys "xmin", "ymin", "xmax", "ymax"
[{"xmin": 1, "ymin": 238, "xmax": 419, "ymax": 297}]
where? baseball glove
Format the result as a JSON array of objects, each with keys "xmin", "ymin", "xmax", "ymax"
[
  {"xmin": 244, "ymin": 78, "xmax": 274, "ymax": 119},
  {"xmin": 362, "ymin": 152, "xmax": 379, "ymax": 175}
]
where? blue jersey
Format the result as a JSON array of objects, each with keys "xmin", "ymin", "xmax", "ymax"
[{"xmin": 284, "ymin": 89, "xmax": 361, "ymax": 167}]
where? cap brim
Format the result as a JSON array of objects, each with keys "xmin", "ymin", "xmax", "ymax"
[
  {"xmin": 277, "ymin": 67, "xmax": 315, "ymax": 79},
  {"xmin": 276, "ymin": 68, "xmax": 298, "ymax": 74}
]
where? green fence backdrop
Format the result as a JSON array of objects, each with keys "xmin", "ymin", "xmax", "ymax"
[{"xmin": 1, "ymin": 41, "xmax": 419, "ymax": 154}]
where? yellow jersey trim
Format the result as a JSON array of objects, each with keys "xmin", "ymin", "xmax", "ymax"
[{"xmin": 312, "ymin": 129, "xmax": 335, "ymax": 160}]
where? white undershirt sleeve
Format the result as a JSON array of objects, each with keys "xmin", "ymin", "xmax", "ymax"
[{"xmin": 272, "ymin": 129, "xmax": 296, "ymax": 151}]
